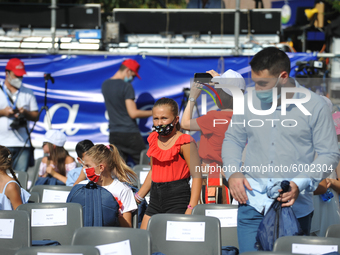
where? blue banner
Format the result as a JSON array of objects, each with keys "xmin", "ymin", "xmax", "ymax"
[{"xmin": 0, "ymin": 53, "xmax": 317, "ymax": 149}]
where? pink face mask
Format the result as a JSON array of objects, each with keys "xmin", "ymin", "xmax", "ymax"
[{"xmin": 85, "ymin": 166, "xmax": 100, "ymax": 183}]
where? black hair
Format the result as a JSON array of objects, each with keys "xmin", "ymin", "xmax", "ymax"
[
  {"xmin": 75, "ymin": 139, "xmax": 94, "ymax": 158},
  {"xmin": 0, "ymin": 146, "xmax": 21, "ymax": 187},
  {"xmin": 119, "ymin": 64, "xmax": 128, "ymax": 71},
  {"xmin": 153, "ymin": 97, "xmax": 181, "ymax": 131},
  {"xmin": 249, "ymin": 47, "xmax": 291, "ymax": 76}
]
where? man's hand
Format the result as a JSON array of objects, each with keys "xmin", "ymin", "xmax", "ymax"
[
  {"xmin": 326, "ymin": 178, "xmax": 333, "ymax": 189},
  {"xmin": 277, "ymin": 181, "xmax": 300, "ymax": 207},
  {"xmin": 3, "ymin": 106, "xmax": 15, "ymax": 117},
  {"xmin": 228, "ymin": 172, "xmax": 252, "ymax": 204},
  {"xmin": 17, "ymin": 107, "xmax": 26, "ymax": 115}
]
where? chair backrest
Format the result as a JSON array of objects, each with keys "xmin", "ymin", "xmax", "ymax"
[
  {"xmin": 27, "ymin": 157, "xmax": 43, "ymax": 192},
  {"xmin": 0, "ymin": 210, "xmax": 31, "ymax": 255},
  {"xmin": 192, "ymin": 204, "xmax": 238, "ymax": 248},
  {"xmin": 16, "ymin": 202, "xmax": 83, "ymax": 245},
  {"xmin": 139, "ymin": 148, "xmax": 150, "ymax": 165},
  {"xmin": 72, "ymin": 227, "xmax": 151, "ymax": 255},
  {"xmin": 30, "ymin": 185, "xmax": 72, "ymax": 203},
  {"xmin": 15, "ymin": 245, "xmax": 100, "ymax": 255},
  {"xmin": 242, "ymin": 252, "xmax": 293, "ymax": 255},
  {"xmin": 28, "ymin": 192, "xmax": 40, "ymax": 203},
  {"xmin": 132, "ymin": 164, "xmax": 151, "ymax": 188},
  {"xmin": 147, "ymin": 213, "xmax": 221, "ymax": 255},
  {"xmin": 9, "ymin": 171, "xmax": 28, "ymax": 190},
  {"xmin": 325, "ymin": 224, "xmax": 340, "ymax": 238},
  {"xmin": 273, "ymin": 236, "xmax": 340, "ymax": 253}
]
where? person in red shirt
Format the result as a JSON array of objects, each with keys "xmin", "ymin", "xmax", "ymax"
[
  {"xmin": 181, "ymin": 69, "xmax": 245, "ymax": 204},
  {"xmin": 136, "ymin": 98, "xmax": 202, "ymax": 230}
]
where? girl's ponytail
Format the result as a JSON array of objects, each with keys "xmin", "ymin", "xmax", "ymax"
[{"xmin": 107, "ymin": 144, "xmax": 138, "ymax": 185}]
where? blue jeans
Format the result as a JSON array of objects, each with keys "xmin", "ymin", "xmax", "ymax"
[
  {"xmin": 237, "ymin": 204, "xmax": 313, "ymax": 254},
  {"xmin": 7, "ymin": 147, "xmax": 30, "ymax": 172}
]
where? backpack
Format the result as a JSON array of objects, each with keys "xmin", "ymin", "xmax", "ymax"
[
  {"xmin": 221, "ymin": 246, "xmax": 239, "ymax": 255},
  {"xmin": 125, "ymin": 183, "xmax": 148, "ymax": 228},
  {"xmin": 255, "ymin": 180, "xmax": 303, "ymax": 251},
  {"xmin": 35, "ymin": 176, "xmax": 65, "ymax": 186},
  {"xmin": 66, "ymin": 181, "xmax": 120, "ymax": 227}
]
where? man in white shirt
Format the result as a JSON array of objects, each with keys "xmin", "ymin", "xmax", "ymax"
[{"xmin": 0, "ymin": 58, "xmax": 39, "ymax": 172}]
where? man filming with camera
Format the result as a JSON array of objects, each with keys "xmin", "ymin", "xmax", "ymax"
[{"xmin": 0, "ymin": 58, "xmax": 39, "ymax": 172}]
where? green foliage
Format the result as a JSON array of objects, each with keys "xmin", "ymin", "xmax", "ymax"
[{"xmin": 325, "ymin": 0, "xmax": 340, "ymax": 13}]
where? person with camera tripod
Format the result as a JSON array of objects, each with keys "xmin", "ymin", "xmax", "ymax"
[{"xmin": 0, "ymin": 58, "xmax": 39, "ymax": 172}]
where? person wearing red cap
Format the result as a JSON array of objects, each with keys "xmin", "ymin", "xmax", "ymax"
[
  {"xmin": 0, "ymin": 58, "xmax": 39, "ymax": 172},
  {"xmin": 101, "ymin": 59, "xmax": 152, "ymax": 164}
]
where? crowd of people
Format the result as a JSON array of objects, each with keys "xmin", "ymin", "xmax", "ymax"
[{"xmin": 1, "ymin": 47, "xmax": 340, "ymax": 253}]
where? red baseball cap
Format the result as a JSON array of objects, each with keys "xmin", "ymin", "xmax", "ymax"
[
  {"xmin": 6, "ymin": 58, "xmax": 26, "ymax": 77},
  {"xmin": 122, "ymin": 59, "xmax": 141, "ymax": 79}
]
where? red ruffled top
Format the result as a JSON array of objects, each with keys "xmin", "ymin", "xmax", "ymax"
[{"xmin": 147, "ymin": 132, "xmax": 192, "ymax": 183}]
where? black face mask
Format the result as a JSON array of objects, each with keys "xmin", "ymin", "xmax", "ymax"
[{"xmin": 152, "ymin": 119, "xmax": 175, "ymax": 136}]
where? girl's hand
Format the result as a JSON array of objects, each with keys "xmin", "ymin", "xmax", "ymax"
[
  {"xmin": 185, "ymin": 208, "xmax": 192, "ymax": 215},
  {"xmin": 189, "ymin": 82, "xmax": 203, "ymax": 100},
  {"xmin": 46, "ymin": 164, "xmax": 55, "ymax": 176}
]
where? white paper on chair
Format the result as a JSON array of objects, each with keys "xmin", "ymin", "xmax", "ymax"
[
  {"xmin": 205, "ymin": 209, "xmax": 238, "ymax": 227},
  {"xmin": 42, "ymin": 189, "xmax": 70, "ymax": 203},
  {"xmin": 139, "ymin": 171, "xmax": 148, "ymax": 185},
  {"xmin": 96, "ymin": 240, "xmax": 132, "ymax": 255},
  {"xmin": 37, "ymin": 253, "xmax": 83, "ymax": 255},
  {"xmin": 292, "ymin": 243, "xmax": 338, "ymax": 254},
  {"xmin": 231, "ymin": 199, "xmax": 238, "ymax": 205},
  {"xmin": 166, "ymin": 221, "xmax": 205, "ymax": 242},
  {"xmin": 31, "ymin": 207, "xmax": 67, "ymax": 227},
  {"xmin": 0, "ymin": 219, "xmax": 15, "ymax": 239}
]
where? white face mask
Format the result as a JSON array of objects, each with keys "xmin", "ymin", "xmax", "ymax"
[{"xmin": 8, "ymin": 75, "xmax": 23, "ymax": 89}]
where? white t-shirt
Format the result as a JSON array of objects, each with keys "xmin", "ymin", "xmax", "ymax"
[
  {"xmin": 0, "ymin": 82, "xmax": 38, "ymax": 147},
  {"xmin": 80, "ymin": 179, "xmax": 137, "ymax": 214}
]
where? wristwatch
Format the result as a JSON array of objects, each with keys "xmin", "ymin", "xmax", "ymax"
[{"xmin": 189, "ymin": 97, "xmax": 195, "ymax": 102}]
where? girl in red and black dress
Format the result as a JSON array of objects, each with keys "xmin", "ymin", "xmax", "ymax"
[{"xmin": 136, "ymin": 98, "xmax": 202, "ymax": 230}]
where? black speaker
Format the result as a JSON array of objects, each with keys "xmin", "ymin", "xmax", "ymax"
[
  {"xmin": 0, "ymin": 3, "xmax": 101, "ymax": 29},
  {"xmin": 114, "ymin": 9, "xmax": 249, "ymax": 40},
  {"xmin": 250, "ymin": 10, "xmax": 281, "ymax": 34}
]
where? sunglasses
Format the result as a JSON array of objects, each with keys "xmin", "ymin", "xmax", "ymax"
[{"xmin": 78, "ymin": 158, "xmax": 86, "ymax": 167}]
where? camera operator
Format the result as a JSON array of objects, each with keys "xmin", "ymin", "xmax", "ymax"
[{"xmin": 0, "ymin": 58, "xmax": 39, "ymax": 172}]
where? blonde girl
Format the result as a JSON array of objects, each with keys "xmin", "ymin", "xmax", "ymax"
[{"xmin": 82, "ymin": 144, "xmax": 138, "ymax": 227}]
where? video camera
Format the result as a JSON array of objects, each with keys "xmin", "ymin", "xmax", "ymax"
[
  {"xmin": 10, "ymin": 114, "xmax": 27, "ymax": 130},
  {"xmin": 294, "ymin": 60, "xmax": 327, "ymax": 91}
]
